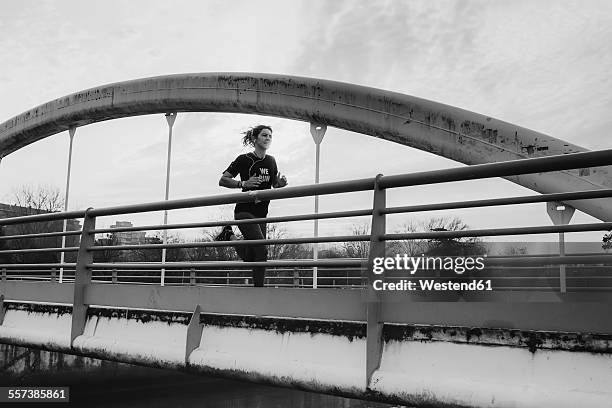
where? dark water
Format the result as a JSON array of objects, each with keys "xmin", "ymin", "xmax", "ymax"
[{"xmin": 4, "ymin": 366, "xmax": 397, "ymax": 408}]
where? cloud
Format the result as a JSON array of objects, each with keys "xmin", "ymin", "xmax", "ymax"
[{"xmin": 289, "ymin": 0, "xmax": 612, "ymax": 151}]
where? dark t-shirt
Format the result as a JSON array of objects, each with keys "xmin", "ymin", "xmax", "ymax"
[{"xmin": 224, "ymin": 153, "xmax": 278, "ymax": 217}]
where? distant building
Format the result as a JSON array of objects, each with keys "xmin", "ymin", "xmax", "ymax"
[
  {"xmin": 110, "ymin": 221, "xmax": 146, "ymax": 245},
  {"xmin": 0, "ymin": 203, "xmax": 82, "ymax": 263}
]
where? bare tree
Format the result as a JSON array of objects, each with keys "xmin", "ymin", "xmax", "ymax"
[
  {"xmin": 266, "ymin": 224, "xmax": 311, "ymax": 260},
  {"xmin": 387, "ymin": 220, "xmax": 429, "ymax": 257},
  {"xmin": 423, "ymin": 217, "xmax": 485, "ymax": 256},
  {"xmin": 603, "ymin": 231, "xmax": 612, "ymax": 251},
  {"xmin": 341, "ymin": 223, "xmax": 370, "ymax": 259},
  {"xmin": 11, "ymin": 185, "xmax": 64, "ymax": 214},
  {"xmin": 343, "ymin": 217, "xmax": 485, "ymax": 259},
  {"xmin": 0, "ymin": 185, "xmax": 79, "ymax": 264}
]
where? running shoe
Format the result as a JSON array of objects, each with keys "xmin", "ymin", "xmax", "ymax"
[{"xmin": 214, "ymin": 225, "xmax": 235, "ymax": 241}]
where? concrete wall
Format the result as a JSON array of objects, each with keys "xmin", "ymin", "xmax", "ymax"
[{"xmin": 1, "ymin": 302, "xmax": 611, "ymax": 407}]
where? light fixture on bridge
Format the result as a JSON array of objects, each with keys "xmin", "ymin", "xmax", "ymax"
[{"xmin": 310, "ymin": 122, "xmax": 327, "ymax": 289}]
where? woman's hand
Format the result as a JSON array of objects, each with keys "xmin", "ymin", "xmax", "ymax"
[
  {"xmin": 243, "ymin": 175, "xmax": 262, "ymax": 190},
  {"xmin": 276, "ymin": 172, "xmax": 288, "ymax": 188}
]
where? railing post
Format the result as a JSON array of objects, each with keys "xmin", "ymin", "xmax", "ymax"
[
  {"xmin": 2, "ymin": 268, "xmax": 7, "ymax": 282},
  {"xmin": 51, "ymin": 268, "xmax": 57, "ymax": 283},
  {"xmin": 190, "ymin": 268, "xmax": 196, "ymax": 286},
  {"xmin": 547, "ymin": 202, "xmax": 575, "ymax": 293},
  {"xmin": 0, "ymin": 294, "xmax": 5, "ymax": 325},
  {"xmin": 365, "ymin": 174, "xmax": 386, "ymax": 389},
  {"xmin": 293, "ymin": 268, "xmax": 299, "ymax": 288},
  {"xmin": 111, "ymin": 269, "xmax": 118, "ymax": 284},
  {"xmin": 70, "ymin": 208, "xmax": 96, "ymax": 347}
]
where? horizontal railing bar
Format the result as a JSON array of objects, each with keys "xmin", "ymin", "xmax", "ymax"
[
  {"xmin": 88, "ymin": 259, "xmax": 366, "ymax": 269},
  {"xmin": 485, "ymin": 252, "xmax": 610, "ymax": 259},
  {"xmin": 378, "ymin": 149, "xmax": 612, "ymax": 189},
  {"xmin": 3, "ymin": 150, "xmax": 611, "ymax": 226},
  {"xmin": 491, "ymin": 287, "xmax": 612, "ymax": 291},
  {"xmin": 383, "ymin": 222, "xmax": 612, "ymax": 240},
  {"xmin": 485, "ymin": 255, "xmax": 612, "ymax": 266},
  {"xmin": 0, "ymin": 263, "xmax": 76, "ymax": 268},
  {"xmin": 0, "ymin": 210, "xmax": 86, "ymax": 226},
  {"xmin": 0, "ymin": 247, "xmax": 79, "ymax": 255},
  {"xmin": 91, "ymin": 209, "xmax": 373, "ymax": 234},
  {"xmin": 3, "ymin": 269, "xmax": 74, "ymax": 272},
  {"xmin": 88, "ymin": 178, "xmax": 375, "ymax": 217},
  {"xmin": 96, "ymin": 276, "xmax": 160, "ymax": 279},
  {"xmin": 0, "ymin": 230, "xmax": 82, "ymax": 241},
  {"xmin": 88, "ymin": 234, "xmax": 370, "ymax": 251},
  {"xmin": 383, "ymin": 189, "xmax": 612, "ymax": 215},
  {"xmin": 86, "ymin": 268, "xmax": 360, "ymax": 273}
]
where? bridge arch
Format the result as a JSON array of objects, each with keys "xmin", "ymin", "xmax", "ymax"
[{"xmin": 0, "ymin": 73, "xmax": 610, "ymax": 220}]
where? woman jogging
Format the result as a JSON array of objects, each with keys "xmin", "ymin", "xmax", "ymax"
[{"xmin": 217, "ymin": 125, "xmax": 288, "ymax": 287}]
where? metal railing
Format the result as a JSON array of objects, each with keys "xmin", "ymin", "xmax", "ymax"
[
  {"xmin": 0, "ymin": 149, "xmax": 612, "ymax": 289},
  {"xmin": 2, "ymin": 148, "xmax": 612, "ymax": 384}
]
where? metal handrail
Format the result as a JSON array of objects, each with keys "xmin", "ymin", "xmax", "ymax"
[
  {"xmin": 87, "ymin": 259, "xmax": 366, "ymax": 269},
  {"xmin": 87, "ymin": 234, "xmax": 369, "ymax": 252},
  {"xmin": 0, "ymin": 209, "xmax": 86, "ymax": 226},
  {"xmin": 378, "ymin": 148, "xmax": 612, "ymax": 188},
  {"xmin": 2, "ymin": 149, "xmax": 611, "ymax": 227},
  {"xmin": 383, "ymin": 222, "xmax": 612, "ymax": 241},
  {"xmin": 0, "ymin": 230, "xmax": 82, "ymax": 241},
  {"xmin": 383, "ymin": 189, "xmax": 612, "ymax": 215},
  {"xmin": 0, "ymin": 247, "xmax": 79, "ymax": 255},
  {"xmin": 90, "ymin": 209, "xmax": 372, "ymax": 234},
  {"xmin": 1, "ymin": 149, "xmax": 611, "ymax": 289}
]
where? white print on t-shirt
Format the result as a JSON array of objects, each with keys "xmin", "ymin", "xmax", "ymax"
[{"xmin": 258, "ymin": 168, "xmax": 271, "ymax": 182}]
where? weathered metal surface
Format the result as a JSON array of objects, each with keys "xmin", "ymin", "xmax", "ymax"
[
  {"xmin": 383, "ymin": 324, "xmax": 612, "ymax": 353},
  {"xmin": 365, "ymin": 175, "xmax": 385, "ymax": 387},
  {"xmin": 70, "ymin": 211, "xmax": 95, "ymax": 345},
  {"xmin": 85, "ymin": 306, "xmax": 191, "ymax": 325},
  {"xmin": 1, "ymin": 73, "xmax": 610, "ymax": 220},
  {"xmin": 198, "ymin": 313, "xmax": 366, "ymax": 340}
]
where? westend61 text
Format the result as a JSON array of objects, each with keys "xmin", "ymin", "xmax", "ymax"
[{"xmin": 372, "ymin": 279, "xmax": 493, "ymax": 291}]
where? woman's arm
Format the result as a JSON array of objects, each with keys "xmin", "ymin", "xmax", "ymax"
[
  {"xmin": 219, "ymin": 172, "xmax": 262, "ymax": 190},
  {"xmin": 219, "ymin": 171, "xmax": 242, "ymax": 189}
]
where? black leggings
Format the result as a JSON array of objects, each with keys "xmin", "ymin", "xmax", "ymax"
[{"xmin": 234, "ymin": 212, "xmax": 267, "ymax": 287}]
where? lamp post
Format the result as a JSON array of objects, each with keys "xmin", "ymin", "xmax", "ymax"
[
  {"xmin": 310, "ymin": 123, "xmax": 327, "ymax": 289},
  {"xmin": 60, "ymin": 127, "xmax": 76, "ymax": 283},
  {"xmin": 546, "ymin": 202, "xmax": 575, "ymax": 293},
  {"xmin": 161, "ymin": 113, "xmax": 177, "ymax": 286}
]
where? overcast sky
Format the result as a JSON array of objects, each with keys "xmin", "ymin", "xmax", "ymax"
[{"xmin": 1, "ymin": 0, "xmax": 611, "ymax": 243}]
